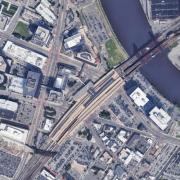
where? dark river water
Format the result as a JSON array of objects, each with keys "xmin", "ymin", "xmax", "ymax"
[{"xmin": 101, "ymin": 0, "xmax": 180, "ymax": 105}]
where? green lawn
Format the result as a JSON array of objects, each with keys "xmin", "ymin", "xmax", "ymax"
[
  {"xmin": 105, "ymin": 38, "xmax": 126, "ymax": 69},
  {"xmin": 13, "ymin": 21, "xmax": 30, "ymax": 39}
]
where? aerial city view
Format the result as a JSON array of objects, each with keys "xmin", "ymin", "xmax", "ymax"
[{"xmin": 0, "ymin": 0, "xmax": 180, "ymax": 179}]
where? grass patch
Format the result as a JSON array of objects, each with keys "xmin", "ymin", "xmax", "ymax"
[
  {"xmin": 13, "ymin": 21, "xmax": 31, "ymax": 39},
  {"xmin": 0, "ymin": 1, "xmax": 18, "ymax": 17},
  {"xmin": 176, "ymin": 135, "xmax": 180, "ymax": 138},
  {"xmin": 177, "ymin": 121, "xmax": 180, "ymax": 126},
  {"xmin": 169, "ymin": 41, "xmax": 178, "ymax": 49},
  {"xmin": 105, "ymin": 38, "xmax": 126, "ymax": 69}
]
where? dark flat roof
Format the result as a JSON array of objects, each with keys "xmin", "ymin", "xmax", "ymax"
[
  {"xmin": 151, "ymin": 0, "xmax": 180, "ymax": 19},
  {"xmin": 23, "ymin": 71, "xmax": 41, "ymax": 97}
]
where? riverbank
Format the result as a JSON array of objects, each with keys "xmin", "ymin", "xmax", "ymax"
[
  {"xmin": 101, "ymin": 0, "xmax": 153, "ymax": 56},
  {"xmin": 168, "ymin": 40, "xmax": 180, "ymax": 71},
  {"xmin": 100, "ymin": 0, "xmax": 180, "ymax": 105},
  {"xmin": 96, "ymin": 0, "xmax": 128, "ymax": 67}
]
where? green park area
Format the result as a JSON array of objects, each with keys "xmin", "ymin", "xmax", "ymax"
[
  {"xmin": 0, "ymin": 1, "xmax": 18, "ymax": 17},
  {"xmin": 105, "ymin": 38, "xmax": 126, "ymax": 69},
  {"xmin": 13, "ymin": 21, "xmax": 31, "ymax": 39}
]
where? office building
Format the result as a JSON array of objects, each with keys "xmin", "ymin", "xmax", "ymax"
[
  {"xmin": 130, "ymin": 87, "xmax": 149, "ymax": 107},
  {"xmin": 54, "ymin": 75, "xmax": 68, "ymax": 90},
  {"xmin": 0, "ymin": 123, "xmax": 28, "ymax": 143},
  {"xmin": 149, "ymin": 106, "xmax": 171, "ymax": 130},
  {"xmin": 43, "ymin": 118, "xmax": 54, "ymax": 132},
  {"xmin": 64, "ymin": 33, "xmax": 82, "ymax": 49},
  {"xmin": 3, "ymin": 41, "xmax": 47, "ymax": 69},
  {"xmin": 32, "ymin": 26, "xmax": 51, "ymax": 46},
  {"xmin": 23, "ymin": 71, "xmax": 41, "ymax": 97},
  {"xmin": 0, "ymin": 56, "xmax": 7, "ymax": 72},
  {"xmin": 36, "ymin": 0, "xmax": 56, "ymax": 24},
  {"xmin": 8, "ymin": 75, "xmax": 25, "ymax": 94},
  {"xmin": 0, "ymin": 99, "xmax": 18, "ymax": 112},
  {"xmin": 40, "ymin": 169, "xmax": 55, "ymax": 180}
]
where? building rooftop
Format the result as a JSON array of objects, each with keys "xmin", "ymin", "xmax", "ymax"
[
  {"xmin": 64, "ymin": 33, "xmax": 82, "ymax": 49},
  {"xmin": 40, "ymin": 169, "xmax": 55, "ymax": 180},
  {"xmin": 43, "ymin": 119, "xmax": 54, "ymax": 132},
  {"xmin": 36, "ymin": 1, "xmax": 56, "ymax": 24},
  {"xmin": 0, "ymin": 123, "xmax": 28, "ymax": 143},
  {"xmin": 3, "ymin": 41, "xmax": 47, "ymax": 69},
  {"xmin": 0, "ymin": 15, "xmax": 8, "ymax": 30},
  {"xmin": 151, "ymin": 0, "xmax": 180, "ymax": 20},
  {"xmin": 0, "ymin": 56, "xmax": 7, "ymax": 72},
  {"xmin": 54, "ymin": 75, "xmax": 68, "ymax": 90},
  {"xmin": 23, "ymin": 71, "xmax": 41, "ymax": 97},
  {"xmin": 0, "ymin": 99, "xmax": 18, "ymax": 112},
  {"xmin": 130, "ymin": 87, "xmax": 149, "ymax": 107},
  {"xmin": 8, "ymin": 75, "xmax": 25, "ymax": 94},
  {"xmin": 149, "ymin": 106, "xmax": 171, "ymax": 130},
  {"xmin": 32, "ymin": 26, "xmax": 50, "ymax": 46}
]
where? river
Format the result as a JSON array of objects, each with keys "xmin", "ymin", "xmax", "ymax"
[{"xmin": 101, "ymin": 0, "xmax": 180, "ymax": 105}]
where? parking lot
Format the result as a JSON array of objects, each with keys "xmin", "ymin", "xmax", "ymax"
[{"xmin": 0, "ymin": 150, "xmax": 21, "ymax": 178}]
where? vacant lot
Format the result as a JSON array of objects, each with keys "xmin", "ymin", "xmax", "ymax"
[
  {"xmin": 105, "ymin": 38, "xmax": 126, "ymax": 69},
  {"xmin": 13, "ymin": 21, "xmax": 30, "ymax": 39}
]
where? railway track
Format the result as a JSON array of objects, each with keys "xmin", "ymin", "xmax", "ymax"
[{"xmin": 17, "ymin": 70, "xmax": 123, "ymax": 180}]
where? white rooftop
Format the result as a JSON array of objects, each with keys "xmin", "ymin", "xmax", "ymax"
[
  {"xmin": 36, "ymin": 2, "xmax": 56, "ymax": 24},
  {"xmin": 119, "ymin": 148, "xmax": 143, "ymax": 166},
  {"xmin": 41, "ymin": 169, "xmax": 55, "ymax": 180},
  {"xmin": 35, "ymin": 26, "xmax": 50, "ymax": 43},
  {"xmin": 41, "ymin": 0, "xmax": 51, "ymax": 7},
  {"xmin": 8, "ymin": 75, "xmax": 25, "ymax": 94},
  {"xmin": 0, "ymin": 123, "xmax": 28, "ymax": 144},
  {"xmin": 149, "ymin": 106, "xmax": 171, "ymax": 130},
  {"xmin": 117, "ymin": 130, "xmax": 127, "ymax": 144},
  {"xmin": 0, "ymin": 99, "xmax": 18, "ymax": 112},
  {"xmin": 3, "ymin": 41, "xmax": 47, "ymax": 69},
  {"xmin": 54, "ymin": 76, "xmax": 64, "ymax": 89},
  {"xmin": 130, "ymin": 87, "xmax": 149, "ymax": 107},
  {"xmin": 43, "ymin": 119, "xmax": 54, "ymax": 132},
  {"xmin": 64, "ymin": 33, "xmax": 82, "ymax": 49}
]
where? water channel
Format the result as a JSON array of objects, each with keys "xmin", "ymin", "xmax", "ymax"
[{"xmin": 101, "ymin": 0, "xmax": 180, "ymax": 105}]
